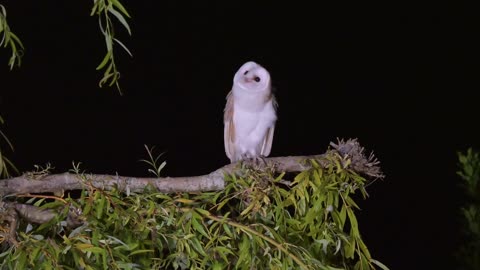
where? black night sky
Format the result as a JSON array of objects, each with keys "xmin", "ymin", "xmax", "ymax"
[{"xmin": 1, "ymin": 1, "xmax": 479, "ymax": 269}]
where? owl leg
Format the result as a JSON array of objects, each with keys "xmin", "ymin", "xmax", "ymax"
[
  {"xmin": 249, "ymin": 156, "xmax": 268, "ymax": 170},
  {"xmin": 238, "ymin": 153, "xmax": 258, "ymax": 168},
  {"xmin": 240, "ymin": 153, "xmax": 250, "ymax": 161},
  {"xmin": 245, "ymin": 156, "xmax": 267, "ymax": 170},
  {"xmin": 246, "ymin": 158, "xmax": 260, "ymax": 170}
]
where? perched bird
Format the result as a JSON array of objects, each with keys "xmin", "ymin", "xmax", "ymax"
[{"xmin": 223, "ymin": 61, "xmax": 278, "ymax": 163}]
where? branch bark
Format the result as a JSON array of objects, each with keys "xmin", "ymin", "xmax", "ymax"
[{"xmin": 0, "ymin": 138, "xmax": 383, "ymax": 197}]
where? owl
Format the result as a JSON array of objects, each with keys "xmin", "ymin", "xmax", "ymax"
[{"xmin": 223, "ymin": 61, "xmax": 278, "ymax": 163}]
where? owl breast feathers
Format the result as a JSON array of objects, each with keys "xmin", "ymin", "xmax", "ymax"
[{"xmin": 224, "ymin": 61, "xmax": 278, "ymax": 163}]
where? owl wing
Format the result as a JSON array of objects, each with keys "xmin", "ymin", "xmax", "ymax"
[
  {"xmin": 224, "ymin": 91, "xmax": 236, "ymax": 162},
  {"xmin": 260, "ymin": 125, "xmax": 275, "ymax": 157},
  {"xmin": 260, "ymin": 95, "xmax": 277, "ymax": 157}
]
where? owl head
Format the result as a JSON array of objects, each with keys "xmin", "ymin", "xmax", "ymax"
[{"xmin": 233, "ymin": 61, "xmax": 271, "ymax": 92}]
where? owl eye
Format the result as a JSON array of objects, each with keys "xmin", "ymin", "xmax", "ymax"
[
  {"xmin": 243, "ymin": 70, "xmax": 249, "ymax": 75},
  {"xmin": 254, "ymin": 77, "xmax": 261, "ymax": 82}
]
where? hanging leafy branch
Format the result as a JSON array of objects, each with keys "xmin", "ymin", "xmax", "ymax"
[
  {"xmin": 1, "ymin": 1, "xmax": 133, "ymax": 175},
  {"xmin": 0, "ymin": 4, "xmax": 21, "ymax": 176},
  {"xmin": 0, "ymin": 4, "xmax": 24, "ymax": 70},
  {"xmin": 91, "ymin": 0, "xmax": 133, "ymax": 94},
  {"xmin": 1, "ymin": 2, "xmax": 133, "ymax": 92},
  {"xmin": 0, "ymin": 115, "xmax": 17, "ymax": 178}
]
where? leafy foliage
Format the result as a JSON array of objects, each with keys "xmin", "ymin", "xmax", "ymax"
[
  {"xmin": 140, "ymin": 145, "xmax": 167, "ymax": 178},
  {"xmin": 1, "ymin": 1, "xmax": 133, "ymax": 171},
  {"xmin": 456, "ymin": 149, "xmax": 480, "ymax": 270},
  {"xmin": 0, "ymin": 115, "xmax": 16, "ymax": 178},
  {"xmin": 0, "ymin": 4, "xmax": 24, "ymax": 69},
  {"xmin": 0, "ymin": 152, "xmax": 388, "ymax": 270},
  {"xmin": 91, "ymin": 0, "xmax": 133, "ymax": 94}
]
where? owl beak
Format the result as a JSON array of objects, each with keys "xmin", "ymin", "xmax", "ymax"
[{"xmin": 244, "ymin": 77, "xmax": 252, "ymax": 83}]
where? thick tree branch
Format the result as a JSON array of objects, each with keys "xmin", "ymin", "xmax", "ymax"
[{"xmin": 0, "ymin": 139, "xmax": 383, "ymax": 197}]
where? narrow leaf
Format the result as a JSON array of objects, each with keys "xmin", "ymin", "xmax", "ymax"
[
  {"xmin": 370, "ymin": 259, "xmax": 390, "ymax": 270},
  {"xmin": 113, "ymin": 38, "xmax": 132, "ymax": 57},
  {"xmin": 96, "ymin": 50, "xmax": 112, "ymax": 70},
  {"xmin": 191, "ymin": 217, "xmax": 209, "ymax": 239},
  {"xmin": 110, "ymin": 0, "xmax": 131, "ymax": 17},
  {"xmin": 108, "ymin": 6, "xmax": 131, "ymax": 35}
]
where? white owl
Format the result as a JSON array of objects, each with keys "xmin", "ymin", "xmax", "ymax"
[{"xmin": 223, "ymin": 61, "xmax": 278, "ymax": 163}]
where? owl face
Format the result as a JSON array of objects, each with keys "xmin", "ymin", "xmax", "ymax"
[{"xmin": 233, "ymin": 61, "xmax": 271, "ymax": 92}]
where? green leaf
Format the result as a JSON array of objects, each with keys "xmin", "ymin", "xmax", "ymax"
[
  {"xmin": 128, "ymin": 249, "xmax": 154, "ymax": 256},
  {"xmin": 358, "ymin": 239, "xmax": 371, "ymax": 259},
  {"xmin": 216, "ymin": 197, "xmax": 230, "ymax": 211},
  {"xmin": 339, "ymin": 204, "xmax": 347, "ymax": 229},
  {"xmin": 345, "ymin": 239, "xmax": 356, "ymax": 259},
  {"xmin": 108, "ymin": 6, "xmax": 131, "ymax": 35},
  {"xmin": 212, "ymin": 261, "xmax": 225, "ymax": 270},
  {"xmin": 9, "ymin": 32, "xmax": 24, "ymax": 48},
  {"xmin": 155, "ymin": 194, "xmax": 173, "ymax": 201},
  {"xmin": 175, "ymin": 198, "xmax": 195, "ymax": 204},
  {"xmin": 0, "ymin": 248, "xmax": 12, "ymax": 258},
  {"xmin": 223, "ymin": 223, "xmax": 234, "ymax": 238},
  {"xmin": 274, "ymin": 172, "xmax": 286, "ymax": 182},
  {"xmin": 190, "ymin": 237, "xmax": 207, "ymax": 256},
  {"xmin": 96, "ymin": 50, "xmax": 112, "ymax": 70},
  {"xmin": 90, "ymin": 1, "xmax": 100, "ymax": 16},
  {"xmin": 105, "ymin": 34, "xmax": 113, "ymax": 52},
  {"xmin": 292, "ymin": 171, "xmax": 308, "ymax": 185},
  {"xmin": 370, "ymin": 259, "xmax": 390, "ymax": 270},
  {"xmin": 195, "ymin": 208, "xmax": 210, "ymax": 216},
  {"xmin": 97, "ymin": 194, "xmax": 106, "ymax": 219},
  {"xmin": 83, "ymin": 246, "xmax": 105, "ymax": 254},
  {"xmin": 83, "ymin": 199, "xmax": 92, "ymax": 215},
  {"xmin": 191, "ymin": 217, "xmax": 209, "ymax": 239},
  {"xmin": 98, "ymin": 67, "xmax": 115, "ymax": 86},
  {"xmin": 236, "ymin": 235, "xmax": 251, "ymax": 267},
  {"xmin": 347, "ymin": 207, "xmax": 359, "ymax": 237},
  {"xmin": 313, "ymin": 169, "xmax": 322, "ymax": 186},
  {"xmin": 110, "ymin": 0, "xmax": 131, "ymax": 17},
  {"xmin": 346, "ymin": 196, "xmax": 361, "ymax": 210},
  {"xmin": 240, "ymin": 202, "xmax": 255, "ymax": 216},
  {"xmin": 15, "ymin": 251, "xmax": 26, "ymax": 270},
  {"xmin": 83, "ymin": 247, "xmax": 105, "ymax": 253},
  {"xmin": 214, "ymin": 246, "xmax": 235, "ymax": 263},
  {"xmin": 29, "ymin": 246, "xmax": 41, "ymax": 265}
]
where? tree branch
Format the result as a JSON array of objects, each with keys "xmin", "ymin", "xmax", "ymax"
[{"xmin": 0, "ymin": 139, "xmax": 383, "ymax": 197}]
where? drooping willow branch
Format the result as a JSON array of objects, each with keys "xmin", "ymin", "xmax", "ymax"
[
  {"xmin": 0, "ymin": 139, "xmax": 383, "ymax": 197},
  {"xmin": 0, "ymin": 1, "xmax": 132, "ymax": 92},
  {"xmin": 0, "ymin": 115, "xmax": 17, "ymax": 178},
  {"xmin": 0, "ymin": 4, "xmax": 24, "ymax": 69},
  {"xmin": 91, "ymin": 0, "xmax": 133, "ymax": 93}
]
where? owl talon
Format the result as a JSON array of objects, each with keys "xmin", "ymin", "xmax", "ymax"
[
  {"xmin": 247, "ymin": 156, "xmax": 267, "ymax": 170},
  {"xmin": 250, "ymin": 158, "xmax": 260, "ymax": 170},
  {"xmin": 239, "ymin": 156, "xmax": 256, "ymax": 169},
  {"xmin": 258, "ymin": 155, "xmax": 268, "ymax": 166}
]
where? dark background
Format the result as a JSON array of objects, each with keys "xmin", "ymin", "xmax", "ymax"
[{"xmin": 1, "ymin": 1, "xmax": 479, "ymax": 269}]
